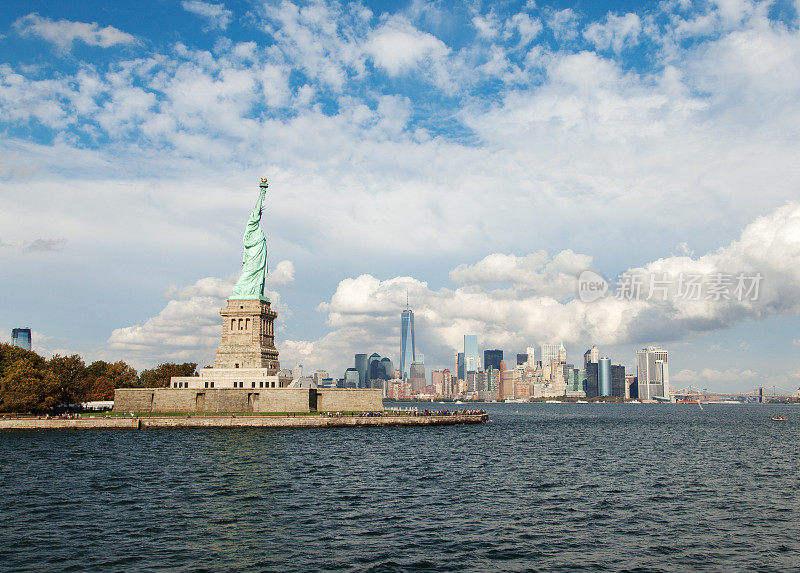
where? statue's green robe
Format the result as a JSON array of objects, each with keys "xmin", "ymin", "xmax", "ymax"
[{"xmin": 230, "ymin": 185, "xmax": 268, "ymax": 300}]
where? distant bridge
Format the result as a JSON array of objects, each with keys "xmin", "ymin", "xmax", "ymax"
[{"xmin": 671, "ymin": 385, "xmax": 798, "ymax": 402}]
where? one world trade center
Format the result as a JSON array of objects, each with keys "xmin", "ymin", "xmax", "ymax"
[{"xmin": 400, "ymin": 307, "xmax": 415, "ymax": 380}]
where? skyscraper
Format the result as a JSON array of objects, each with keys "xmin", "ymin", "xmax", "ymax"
[
  {"xmin": 410, "ymin": 360, "xmax": 426, "ymax": 394},
  {"xmin": 562, "ymin": 363, "xmax": 574, "ymax": 387},
  {"xmin": 626, "ymin": 374, "xmax": 638, "ymax": 399},
  {"xmin": 464, "ymin": 335, "xmax": 479, "ymax": 373},
  {"xmin": 11, "ymin": 328, "xmax": 31, "ymax": 351},
  {"xmin": 583, "ymin": 345, "xmax": 599, "ymax": 369},
  {"xmin": 611, "ymin": 364, "xmax": 626, "ymax": 397},
  {"xmin": 367, "ymin": 353, "xmax": 382, "ymax": 387},
  {"xmin": 637, "ymin": 347, "xmax": 669, "ymax": 400},
  {"xmin": 516, "ymin": 353, "xmax": 528, "ymax": 366},
  {"xmin": 526, "ymin": 346, "xmax": 536, "ymax": 367},
  {"xmin": 598, "ymin": 357, "xmax": 612, "ymax": 396},
  {"xmin": 586, "ymin": 362, "xmax": 599, "ymax": 397},
  {"xmin": 343, "ymin": 368, "xmax": 359, "ymax": 388},
  {"xmin": 400, "ymin": 309, "xmax": 415, "ymax": 380},
  {"xmin": 380, "ymin": 357, "xmax": 394, "ymax": 380},
  {"xmin": 499, "ymin": 360, "xmax": 508, "ymax": 400},
  {"xmin": 355, "ymin": 353, "xmax": 368, "ymax": 388},
  {"xmin": 457, "ymin": 352, "xmax": 465, "ymax": 380},
  {"xmin": 541, "ymin": 343, "xmax": 561, "ymax": 367},
  {"xmin": 431, "ymin": 369, "xmax": 445, "ymax": 394},
  {"xmin": 484, "ymin": 349, "xmax": 503, "ymax": 372},
  {"xmin": 568, "ymin": 368, "xmax": 584, "ymax": 394},
  {"xmin": 442, "ymin": 368, "xmax": 453, "ymax": 397}
]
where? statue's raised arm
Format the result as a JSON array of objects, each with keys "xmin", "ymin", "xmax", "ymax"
[{"xmin": 230, "ymin": 179, "xmax": 269, "ymax": 301}]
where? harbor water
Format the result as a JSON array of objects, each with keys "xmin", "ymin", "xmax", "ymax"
[{"xmin": 2, "ymin": 402, "xmax": 799, "ymax": 572}]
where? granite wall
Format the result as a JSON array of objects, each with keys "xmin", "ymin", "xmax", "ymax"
[
  {"xmin": 113, "ymin": 387, "xmax": 383, "ymax": 413},
  {"xmin": 316, "ymin": 389, "xmax": 383, "ymax": 412}
]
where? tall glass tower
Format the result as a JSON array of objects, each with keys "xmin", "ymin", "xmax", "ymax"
[
  {"xmin": 484, "ymin": 349, "xmax": 503, "ymax": 372},
  {"xmin": 400, "ymin": 309, "xmax": 415, "ymax": 380},
  {"xmin": 464, "ymin": 335, "xmax": 479, "ymax": 373},
  {"xmin": 12, "ymin": 328, "xmax": 32, "ymax": 351},
  {"xmin": 598, "ymin": 357, "xmax": 612, "ymax": 396},
  {"xmin": 354, "ymin": 353, "xmax": 368, "ymax": 388}
]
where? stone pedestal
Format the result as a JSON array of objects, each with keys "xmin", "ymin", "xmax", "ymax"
[{"xmin": 213, "ymin": 298, "xmax": 280, "ymax": 372}]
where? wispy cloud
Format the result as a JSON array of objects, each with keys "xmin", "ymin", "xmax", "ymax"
[
  {"xmin": 13, "ymin": 13, "xmax": 136, "ymax": 51},
  {"xmin": 672, "ymin": 368, "xmax": 760, "ymax": 383},
  {"xmin": 181, "ymin": 1, "xmax": 232, "ymax": 31},
  {"xmin": 584, "ymin": 12, "xmax": 642, "ymax": 54},
  {"xmin": 22, "ymin": 238, "xmax": 66, "ymax": 253}
]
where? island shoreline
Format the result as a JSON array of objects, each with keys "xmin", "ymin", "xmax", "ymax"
[{"xmin": 0, "ymin": 413, "xmax": 488, "ymax": 431}]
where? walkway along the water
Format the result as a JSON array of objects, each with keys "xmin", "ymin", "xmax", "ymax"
[{"xmin": 0, "ymin": 412, "xmax": 489, "ymax": 430}]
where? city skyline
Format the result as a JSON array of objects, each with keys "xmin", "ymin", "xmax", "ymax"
[
  {"xmin": 1, "ymin": 0, "xmax": 800, "ymax": 392},
  {"xmin": 346, "ymin": 315, "xmax": 656, "ymax": 400}
]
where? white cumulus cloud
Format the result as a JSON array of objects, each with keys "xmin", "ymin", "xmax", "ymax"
[
  {"xmin": 280, "ymin": 200, "xmax": 800, "ymax": 375},
  {"xmin": 107, "ymin": 261, "xmax": 295, "ymax": 366},
  {"xmin": 365, "ymin": 17, "xmax": 449, "ymax": 76}
]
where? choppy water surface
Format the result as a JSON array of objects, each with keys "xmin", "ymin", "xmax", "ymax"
[{"xmin": 2, "ymin": 403, "xmax": 800, "ymax": 572}]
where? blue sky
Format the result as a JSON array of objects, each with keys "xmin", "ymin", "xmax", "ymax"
[{"xmin": 1, "ymin": 0, "xmax": 799, "ymax": 391}]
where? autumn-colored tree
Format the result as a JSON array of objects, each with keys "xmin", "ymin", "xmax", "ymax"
[
  {"xmin": 86, "ymin": 376, "xmax": 116, "ymax": 401},
  {"xmin": 139, "ymin": 362, "xmax": 197, "ymax": 387},
  {"xmin": 0, "ymin": 345, "xmax": 143, "ymax": 411},
  {"xmin": 82, "ymin": 360, "xmax": 137, "ymax": 397},
  {"xmin": 0, "ymin": 357, "xmax": 60, "ymax": 413},
  {"xmin": 0, "ymin": 343, "xmax": 45, "ymax": 377}
]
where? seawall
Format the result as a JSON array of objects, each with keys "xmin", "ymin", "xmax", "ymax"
[{"xmin": 0, "ymin": 414, "xmax": 488, "ymax": 431}]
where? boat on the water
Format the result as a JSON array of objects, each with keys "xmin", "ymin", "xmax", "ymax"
[{"xmin": 772, "ymin": 416, "xmax": 787, "ymax": 421}]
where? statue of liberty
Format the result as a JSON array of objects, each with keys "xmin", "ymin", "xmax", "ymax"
[{"xmin": 230, "ymin": 178, "xmax": 270, "ymax": 300}]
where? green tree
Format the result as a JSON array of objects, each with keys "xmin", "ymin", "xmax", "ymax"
[
  {"xmin": 85, "ymin": 360, "xmax": 110, "ymax": 378},
  {"xmin": 48, "ymin": 354, "xmax": 87, "ymax": 405},
  {"xmin": 107, "ymin": 360, "xmax": 138, "ymax": 388},
  {"xmin": 0, "ymin": 357, "xmax": 60, "ymax": 413},
  {"xmin": 139, "ymin": 362, "xmax": 197, "ymax": 387}
]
